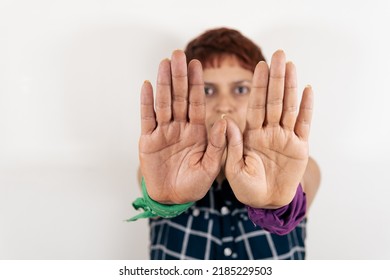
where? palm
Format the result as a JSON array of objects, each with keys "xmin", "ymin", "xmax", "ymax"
[
  {"xmin": 225, "ymin": 51, "xmax": 313, "ymax": 208},
  {"xmin": 241, "ymin": 127, "xmax": 308, "ymax": 199},
  {"xmin": 139, "ymin": 51, "xmax": 226, "ymax": 204},
  {"xmin": 140, "ymin": 123, "xmax": 210, "ymax": 203}
]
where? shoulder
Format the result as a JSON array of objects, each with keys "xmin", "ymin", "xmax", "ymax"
[
  {"xmin": 303, "ymin": 157, "xmax": 321, "ymax": 186},
  {"xmin": 302, "ymin": 157, "xmax": 321, "ymax": 211},
  {"xmin": 137, "ymin": 166, "xmax": 142, "ymax": 185}
]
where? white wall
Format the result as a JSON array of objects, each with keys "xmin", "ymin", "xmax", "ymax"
[{"xmin": 1, "ymin": 0, "xmax": 389, "ymax": 259}]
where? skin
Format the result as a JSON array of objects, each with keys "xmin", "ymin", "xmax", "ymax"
[{"xmin": 138, "ymin": 49, "xmax": 320, "ymax": 210}]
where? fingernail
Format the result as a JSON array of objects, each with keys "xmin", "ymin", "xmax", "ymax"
[
  {"xmin": 221, "ymin": 114, "xmax": 226, "ymax": 119},
  {"xmin": 172, "ymin": 49, "xmax": 184, "ymax": 55}
]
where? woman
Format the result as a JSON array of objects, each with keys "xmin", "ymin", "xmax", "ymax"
[{"xmin": 132, "ymin": 27, "xmax": 321, "ymax": 259}]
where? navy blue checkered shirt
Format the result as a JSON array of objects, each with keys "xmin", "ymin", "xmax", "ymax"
[{"xmin": 149, "ymin": 179, "xmax": 306, "ymax": 260}]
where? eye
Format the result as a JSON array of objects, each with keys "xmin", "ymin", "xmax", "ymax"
[
  {"xmin": 234, "ymin": 85, "xmax": 250, "ymax": 95},
  {"xmin": 204, "ymin": 85, "xmax": 215, "ymax": 96}
]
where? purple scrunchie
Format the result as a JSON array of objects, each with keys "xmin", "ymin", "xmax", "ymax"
[{"xmin": 246, "ymin": 184, "xmax": 306, "ymax": 236}]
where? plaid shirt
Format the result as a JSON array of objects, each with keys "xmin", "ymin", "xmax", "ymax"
[{"xmin": 149, "ymin": 179, "xmax": 306, "ymax": 260}]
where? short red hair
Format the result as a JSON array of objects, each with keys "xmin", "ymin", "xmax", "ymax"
[{"xmin": 184, "ymin": 27, "xmax": 266, "ymax": 72}]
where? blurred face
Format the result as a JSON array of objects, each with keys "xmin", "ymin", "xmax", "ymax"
[{"xmin": 203, "ymin": 56, "xmax": 254, "ymax": 135}]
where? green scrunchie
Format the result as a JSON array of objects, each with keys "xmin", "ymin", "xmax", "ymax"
[{"xmin": 126, "ymin": 177, "xmax": 194, "ymax": 221}]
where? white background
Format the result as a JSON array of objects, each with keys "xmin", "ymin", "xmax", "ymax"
[{"xmin": 1, "ymin": 0, "xmax": 389, "ymax": 259}]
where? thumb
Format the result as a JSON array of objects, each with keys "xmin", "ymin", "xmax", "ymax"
[
  {"xmin": 202, "ymin": 118, "xmax": 227, "ymax": 172},
  {"xmin": 225, "ymin": 117, "xmax": 244, "ymax": 171}
]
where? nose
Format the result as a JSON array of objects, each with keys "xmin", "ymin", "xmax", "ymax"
[{"xmin": 215, "ymin": 95, "xmax": 234, "ymax": 114}]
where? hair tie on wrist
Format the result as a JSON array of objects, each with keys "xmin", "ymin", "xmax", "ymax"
[
  {"xmin": 126, "ymin": 177, "xmax": 194, "ymax": 222},
  {"xmin": 246, "ymin": 184, "xmax": 306, "ymax": 235}
]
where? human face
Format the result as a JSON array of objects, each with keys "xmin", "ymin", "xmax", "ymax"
[{"xmin": 203, "ymin": 56, "xmax": 254, "ymax": 135}]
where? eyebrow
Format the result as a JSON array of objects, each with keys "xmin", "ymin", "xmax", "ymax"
[
  {"xmin": 231, "ymin": 80, "xmax": 252, "ymax": 85},
  {"xmin": 204, "ymin": 80, "xmax": 252, "ymax": 85}
]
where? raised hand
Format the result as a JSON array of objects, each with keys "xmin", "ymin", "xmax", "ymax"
[
  {"xmin": 139, "ymin": 50, "xmax": 227, "ymax": 204},
  {"xmin": 225, "ymin": 50, "xmax": 313, "ymax": 209}
]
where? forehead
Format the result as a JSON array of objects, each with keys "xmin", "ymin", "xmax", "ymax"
[{"xmin": 203, "ymin": 56, "xmax": 254, "ymax": 83}]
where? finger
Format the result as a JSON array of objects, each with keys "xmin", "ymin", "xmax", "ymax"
[
  {"xmin": 225, "ymin": 117, "xmax": 244, "ymax": 169},
  {"xmin": 266, "ymin": 50, "xmax": 286, "ymax": 126},
  {"xmin": 140, "ymin": 80, "xmax": 156, "ymax": 135},
  {"xmin": 246, "ymin": 61, "xmax": 268, "ymax": 130},
  {"xmin": 171, "ymin": 50, "xmax": 188, "ymax": 122},
  {"xmin": 281, "ymin": 61, "xmax": 298, "ymax": 131},
  {"xmin": 202, "ymin": 118, "xmax": 227, "ymax": 172},
  {"xmin": 295, "ymin": 85, "xmax": 314, "ymax": 141},
  {"xmin": 188, "ymin": 59, "xmax": 205, "ymax": 125},
  {"xmin": 156, "ymin": 59, "xmax": 172, "ymax": 125}
]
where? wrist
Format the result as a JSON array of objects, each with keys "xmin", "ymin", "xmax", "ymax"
[
  {"xmin": 246, "ymin": 183, "xmax": 306, "ymax": 235},
  {"xmin": 236, "ymin": 193, "xmax": 297, "ymax": 210},
  {"xmin": 140, "ymin": 174, "xmax": 211, "ymax": 204},
  {"xmin": 127, "ymin": 177, "xmax": 195, "ymax": 221}
]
